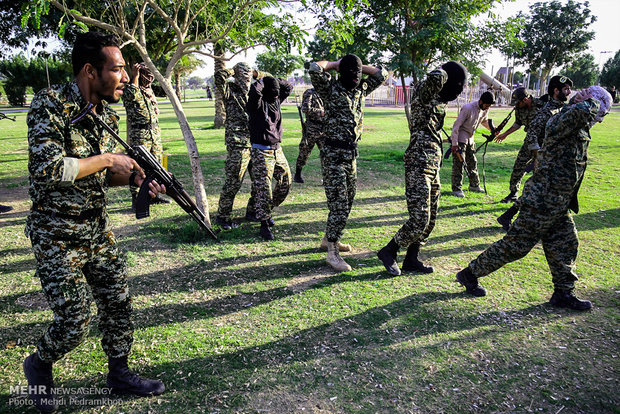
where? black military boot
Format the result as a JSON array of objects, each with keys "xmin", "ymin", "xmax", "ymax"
[
  {"xmin": 497, "ymin": 204, "xmax": 519, "ymax": 231},
  {"xmin": 549, "ymin": 289, "xmax": 592, "ymax": 311},
  {"xmin": 456, "ymin": 267, "xmax": 486, "ymax": 297},
  {"xmin": 500, "ymin": 191, "xmax": 517, "ymax": 203},
  {"xmin": 260, "ymin": 220, "xmax": 275, "ymax": 240},
  {"xmin": 377, "ymin": 239, "xmax": 401, "ymax": 275},
  {"xmin": 401, "ymin": 243, "xmax": 434, "ymax": 273},
  {"xmin": 215, "ymin": 216, "xmax": 238, "ymax": 231},
  {"xmin": 293, "ymin": 168, "xmax": 305, "ymax": 183},
  {"xmin": 23, "ymin": 352, "xmax": 58, "ymax": 413},
  {"xmin": 245, "ymin": 211, "xmax": 260, "ymax": 222},
  {"xmin": 107, "ymin": 356, "xmax": 165, "ymax": 397}
]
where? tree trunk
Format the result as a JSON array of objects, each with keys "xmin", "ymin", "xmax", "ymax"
[
  {"xmin": 174, "ymin": 71, "xmax": 182, "ymax": 102},
  {"xmin": 400, "ymin": 72, "xmax": 412, "ymax": 130},
  {"xmin": 156, "ymin": 75, "xmax": 211, "ymax": 224},
  {"xmin": 213, "ymin": 43, "xmax": 226, "ymax": 129}
]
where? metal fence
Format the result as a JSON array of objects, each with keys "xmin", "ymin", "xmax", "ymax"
[{"xmin": 287, "ymin": 84, "xmax": 515, "ymax": 109}]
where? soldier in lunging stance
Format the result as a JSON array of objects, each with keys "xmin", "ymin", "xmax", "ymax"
[
  {"xmin": 308, "ymin": 55, "xmax": 388, "ymax": 272},
  {"xmin": 377, "ymin": 62, "xmax": 467, "ymax": 276},
  {"xmin": 456, "ymin": 86, "xmax": 612, "ymax": 310},
  {"xmin": 496, "ymin": 75, "xmax": 573, "ymax": 230}
]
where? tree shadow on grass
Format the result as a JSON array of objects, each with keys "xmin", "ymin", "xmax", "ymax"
[{"xmin": 573, "ymin": 207, "xmax": 620, "ymax": 231}]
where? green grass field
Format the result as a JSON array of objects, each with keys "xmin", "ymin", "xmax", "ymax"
[{"xmin": 0, "ymin": 100, "xmax": 618, "ymax": 413}]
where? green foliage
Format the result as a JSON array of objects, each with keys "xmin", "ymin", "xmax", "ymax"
[
  {"xmin": 310, "ymin": 0, "xmax": 518, "ymax": 82},
  {"xmin": 0, "ymin": 1, "xmax": 72, "ymax": 55},
  {"xmin": 600, "ymin": 50, "xmax": 620, "ymax": 89},
  {"xmin": 515, "ymin": 0, "xmax": 596, "ymax": 85},
  {"xmin": 562, "ymin": 53, "xmax": 599, "ymax": 89},
  {"xmin": 3, "ymin": 79, "xmax": 26, "ymax": 106},
  {"xmin": 256, "ymin": 50, "xmax": 304, "ymax": 77},
  {"xmin": 307, "ymin": 25, "xmax": 377, "ymax": 63},
  {"xmin": 0, "ymin": 54, "xmax": 72, "ymax": 105},
  {"xmin": 186, "ymin": 76, "xmax": 205, "ymax": 89}
]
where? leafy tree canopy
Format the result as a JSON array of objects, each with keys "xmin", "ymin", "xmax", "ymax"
[
  {"xmin": 600, "ymin": 50, "xmax": 620, "ymax": 89},
  {"xmin": 562, "ymin": 53, "xmax": 599, "ymax": 89},
  {"xmin": 515, "ymin": 0, "xmax": 596, "ymax": 87},
  {"xmin": 256, "ymin": 50, "xmax": 304, "ymax": 78}
]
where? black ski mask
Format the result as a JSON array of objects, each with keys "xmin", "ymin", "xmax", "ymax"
[
  {"xmin": 263, "ymin": 77, "xmax": 280, "ymax": 103},
  {"xmin": 339, "ymin": 54, "xmax": 362, "ymax": 91},
  {"xmin": 438, "ymin": 61, "xmax": 468, "ymax": 103}
]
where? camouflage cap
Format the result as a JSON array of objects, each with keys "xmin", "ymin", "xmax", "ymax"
[{"xmin": 510, "ymin": 87, "xmax": 530, "ymax": 106}]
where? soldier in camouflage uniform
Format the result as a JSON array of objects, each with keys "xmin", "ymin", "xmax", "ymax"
[
  {"xmin": 22, "ymin": 32, "xmax": 165, "ymax": 413},
  {"xmin": 294, "ymin": 88, "xmax": 325, "ymax": 183},
  {"xmin": 309, "ymin": 55, "xmax": 388, "ymax": 272},
  {"xmin": 246, "ymin": 76, "xmax": 293, "ymax": 240},
  {"xmin": 496, "ymin": 76, "xmax": 573, "ymax": 230},
  {"xmin": 456, "ymin": 86, "xmax": 612, "ymax": 310},
  {"xmin": 378, "ymin": 62, "xmax": 467, "ymax": 276},
  {"xmin": 495, "ymin": 88, "xmax": 550, "ymax": 203},
  {"xmin": 122, "ymin": 62, "xmax": 169, "ymax": 209},
  {"xmin": 214, "ymin": 62, "xmax": 258, "ymax": 230}
]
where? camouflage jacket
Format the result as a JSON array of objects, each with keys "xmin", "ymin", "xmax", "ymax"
[
  {"xmin": 525, "ymin": 98, "xmax": 565, "ymax": 151},
  {"xmin": 122, "ymin": 83, "xmax": 160, "ymax": 145},
  {"xmin": 514, "ymin": 96, "xmax": 546, "ymax": 132},
  {"xmin": 309, "ymin": 63, "xmax": 388, "ymax": 146},
  {"xmin": 302, "ymin": 88, "xmax": 325, "ymax": 132},
  {"xmin": 215, "ymin": 68, "xmax": 250, "ymax": 147},
  {"xmin": 520, "ymin": 98, "xmax": 599, "ymax": 216},
  {"xmin": 26, "ymin": 81, "xmax": 119, "ymax": 232},
  {"xmin": 408, "ymin": 69, "xmax": 448, "ymax": 149}
]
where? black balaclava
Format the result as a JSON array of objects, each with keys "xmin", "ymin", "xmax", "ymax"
[
  {"xmin": 339, "ymin": 54, "xmax": 362, "ymax": 91},
  {"xmin": 263, "ymin": 77, "xmax": 280, "ymax": 103},
  {"xmin": 438, "ymin": 61, "xmax": 467, "ymax": 103}
]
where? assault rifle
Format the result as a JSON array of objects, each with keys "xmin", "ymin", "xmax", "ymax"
[
  {"xmin": 474, "ymin": 107, "xmax": 515, "ymax": 194},
  {"xmin": 296, "ymin": 95, "xmax": 307, "ymax": 145},
  {"xmin": 476, "ymin": 107, "xmax": 515, "ymax": 153},
  {"xmin": 0, "ymin": 112, "xmax": 16, "ymax": 121},
  {"xmin": 72, "ymin": 103, "xmax": 218, "ymax": 240}
]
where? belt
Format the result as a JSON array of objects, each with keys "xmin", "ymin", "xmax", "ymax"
[
  {"xmin": 32, "ymin": 207, "xmax": 104, "ymax": 221},
  {"xmin": 324, "ymin": 138, "xmax": 358, "ymax": 150},
  {"xmin": 251, "ymin": 143, "xmax": 279, "ymax": 150}
]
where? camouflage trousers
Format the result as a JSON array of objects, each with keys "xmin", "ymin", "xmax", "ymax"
[
  {"xmin": 508, "ymin": 140, "xmax": 534, "ymax": 194},
  {"xmin": 128, "ymin": 128, "xmax": 163, "ymax": 196},
  {"xmin": 295, "ymin": 127, "xmax": 324, "ymax": 172},
  {"xmin": 28, "ymin": 214, "xmax": 132, "ymax": 363},
  {"xmin": 250, "ymin": 147, "xmax": 291, "ymax": 221},
  {"xmin": 322, "ymin": 147, "xmax": 357, "ymax": 242},
  {"xmin": 393, "ymin": 141, "xmax": 442, "ymax": 248},
  {"xmin": 451, "ymin": 141, "xmax": 480, "ymax": 191},
  {"xmin": 469, "ymin": 205, "xmax": 579, "ymax": 290},
  {"xmin": 217, "ymin": 145, "xmax": 256, "ymax": 221}
]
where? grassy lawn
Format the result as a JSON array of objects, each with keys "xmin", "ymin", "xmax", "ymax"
[{"xmin": 0, "ymin": 100, "xmax": 618, "ymax": 413}]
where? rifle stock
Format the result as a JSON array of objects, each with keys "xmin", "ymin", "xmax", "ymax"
[{"xmin": 72, "ymin": 103, "xmax": 218, "ymax": 240}]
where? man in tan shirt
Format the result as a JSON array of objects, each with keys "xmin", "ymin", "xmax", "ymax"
[{"xmin": 450, "ymin": 91, "xmax": 494, "ymax": 197}]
